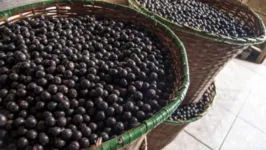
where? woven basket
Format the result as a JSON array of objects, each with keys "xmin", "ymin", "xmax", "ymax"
[
  {"xmin": 121, "ymin": 135, "xmax": 147, "ymax": 150},
  {"xmin": 129, "ymin": 0, "xmax": 266, "ymax": 104},
  {"xmin": 147, "ymin": 82, "xmax": 216, "ymax": 150},
  {"xmin": 115, "ymin": 135, "xmax": 146, "ymax": 150},
  {"xmin": 102, "ymin": 0, "xmax": 128, "ymax": 5},
  {"xmin": 0, "ymin": 0, "xmax": 189, "ymax": 149}
]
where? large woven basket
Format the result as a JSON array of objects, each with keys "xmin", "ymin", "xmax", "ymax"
[
  {"xmin": 147, "ymin": 82, "xmax": 216, "ymax": 150},
  {"xmin": 129, "ymin": 0, "xmax": 266, "ymax": 104},
  {"xmin": 0, "ymin": 0, "xmax": 189, "ymax": 149}
]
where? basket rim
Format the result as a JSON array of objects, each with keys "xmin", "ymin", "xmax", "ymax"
[
  {"xmin": 128, "ymin": 0, "xmax": 266, "ymax": 46},
  {"xmin": 164, "ymin": 82, "xmax": 216, "ymax": 125},
  {"xmin": 0, "ymin": 1, "xmax": 190, "ymax": 150}
]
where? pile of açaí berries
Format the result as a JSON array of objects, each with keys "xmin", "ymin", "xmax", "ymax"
[
  {"xmin": 0, "ymin": 15, "xmax": 176, "ymax": 149},
  {"xmin": 138, "ymin": 0, "xmax": 256, "ymax": 38},
  {"xmin": 170, "ymin": 85, "xmax": 215, "ymax": 121}
]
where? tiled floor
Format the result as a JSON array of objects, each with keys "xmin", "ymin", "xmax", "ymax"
[{"xmin": 164, "ymin": 59, "xmax": 266, "ymax": 150}]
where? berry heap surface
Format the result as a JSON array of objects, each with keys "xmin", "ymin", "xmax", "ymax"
[
  {"xmin": 0, "ymin": 15, "xmax": 176, "ymax": 150},
  {"xmin": 139, "ymin": 0, "xmax": 255, "ymax": 37}
]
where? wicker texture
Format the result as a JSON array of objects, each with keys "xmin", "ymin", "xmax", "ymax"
[
  {"xmin": 117, "ymin": 135, "xmax": 146, "ymax": 150},
  {"xmin": 102, "ymin": 0, "xmax": 128, "ymax": 5},
  {"xmin": 147, "ymin": 83, "xmax": 216, "ymax": 150},
  {"xmin": 180, "ymin": 35, "xmax": 242, "ymax": 104},
  {"xmin": 0, "ymin": 1, "xmax": 189, "ymax": 149},
  {"xmin": 129, "ymin": 0, "xmax": 266, "ymax": 104}
]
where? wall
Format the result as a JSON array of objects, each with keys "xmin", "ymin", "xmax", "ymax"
[{"xmin": 242, "ymin": 0, "xmax": 266, "ymax": 24}]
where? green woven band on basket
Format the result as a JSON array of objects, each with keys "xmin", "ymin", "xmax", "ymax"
[
  {"xmin": 128, "ymin": 0, "xmax": 266, "ymax": 45},
  {"xmin": 0, "ymin": 1, "xmax": 190, "ymax": 150}
]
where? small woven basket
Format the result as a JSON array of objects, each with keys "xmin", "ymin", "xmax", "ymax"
[
  {"xmin": 129, "ymin": 0, "xmax": 266, "ymax": 104},
  {"xmin": 0, "ymin": 0, "xmax": 189, "ymax": 149},
  {"xmin": 147, "ymin": 83, "xmax": 216, "ymax": 150}
]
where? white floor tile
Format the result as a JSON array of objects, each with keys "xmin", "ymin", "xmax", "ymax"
[
  {"xmin": 238, "ymin": 90, "xmax": 266, "ymax": 134},
  {"xmin": 233, "ymin": 59, "xmax": 266, "ymax": 78},
  {"xmin": 163, "ymin": 131, "xmax": 210, "ymax": 150},
  {"xmin": 220, "ymin": 118, "xmax": 266, "ymax": 150},
  {"xmin": 215, "ymin": 89, "xmax": 249, "ymax": 115},
  {"xmin": 215, "ymin": 60, "xmax": 258, "ymax": 92},
  {"xmin": 185, "ymin": 104, "xmax": 236, "ymax": 149}
]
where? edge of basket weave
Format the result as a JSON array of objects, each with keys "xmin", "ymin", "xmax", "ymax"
[
  {"xmin": 164, "ymin": 82, "xmax": 216, "ymax": 125},
  {"xmin": 0, "ymin": 1, "xmax": 190, "ymax": 150},
  {"xmin": 128, "ymin": 0, "xmax": 266, "ymax": 46}
]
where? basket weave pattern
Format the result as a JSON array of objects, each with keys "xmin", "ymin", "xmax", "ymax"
[
  {"xmin": 147, "ymin": 82, "xmax": 216, "ymax": 150},
  {"xmin": 129, "ymin": 0, "xmax": 266, "ymax": 103},
  {"xmin": 180, "ymin": 34, "xmax": 243, "ymax": 103},
  {"xmin": 0, "ymin": 1, "xmax": 189, "ymax": 149}
]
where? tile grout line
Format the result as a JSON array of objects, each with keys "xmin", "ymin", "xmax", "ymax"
[
  {"xmin": 184, "ymin": 130, "xmax": 214, "ymax": 150},
  {"xmin": 233, "ymin": 87, "xmax": 266, "ymax": 135},
  {"xmin": 218, "ymin": 89, "xmax": 252, "ymax": 150},
  {"xmin": 238, "ymin": 115, "xmax": 266, "ymax": 135},
  {"xmin": 218, "ymin": 111, "xmax": 238, "ymax": 150},
  {"xmin": 235, "ymin": 60, "xmax": 266, "ymax": 78},
  {"xmin": 214, "ymin": 91, "xmax": 246, "ymax": 115},
  {"xmin": 183, "ymin": 101, "xmax": 240, "ymax": 150}
]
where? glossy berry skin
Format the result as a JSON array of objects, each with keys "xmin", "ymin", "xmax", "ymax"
[
  {"xmin": 39, "ymin": 133, "xmax": 49, "ymax": 145},
  {"xmin": 171, "ymin": 89, "xmax": 214, "ymax": 121},
  {"xmin": 25, "ymin": 117, "xmax": 37, "ymax": 128},
  {"xmin": 0, "ymin": 114, "xmax": 7, "ymax": 126},
  {"xmin": 72, "ymin": 114, "xmax": 83, "ymax": 125},
  {"xmin": 139, "ymin": 0, "xmax": 255, "ymax": 38},
  {"xmin": 54, "ymin": 138, "xmax": 66, "ymax": 148},
  {"xmin": 32, "ymin": 144, "xmax": 44, "ymax": 150},
  {"xmin": 100, "ymin": 132, "xmax": 109, "ymax": 141},
  {"xmin": 61, "ymin": 129, "xmax": 72, "ymax": 140},
  {"xmin": 0, "ymin": 14, "xmax": 177, "ymax": 149},
  {"xmin": 45, "ymin": 116, "xmax": 56, "ymax": 127},
  {"xmin": 49, "ymin": 127, "xmax": 61, "ymax": 136},
  {"xmin": 17, "ymin": 137, "xmax": 29, "ymax": 148},
  {"xmin": 114, "ymin": 122, "xmax": 124, "ymax": 133},
  {"xmin": 26, "ymin": 129, "xmax": 38, "ymax": 139},
  {"xmin": 69, "ymin": 141, "xmax": 80, "ymax": 150},
  {"xmin": 80, "ymin": 137, "xmax": 90, "ymax": 148},
  {"xmin": 72, "ymin": 130, "xmax": 82, "ymax": 141}
]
